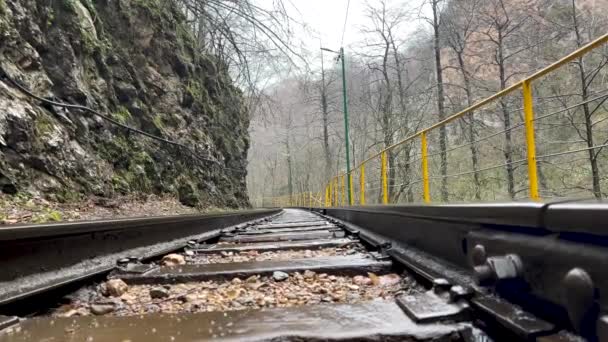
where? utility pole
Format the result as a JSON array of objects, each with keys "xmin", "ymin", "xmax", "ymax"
[{"xmin": 321, "ymin": 47, "xmax": 352, "ymax": 205}]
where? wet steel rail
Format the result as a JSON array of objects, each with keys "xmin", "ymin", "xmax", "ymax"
[{"xmin": 0, "ymin": 203, "xmax": 606, "ymax": 341}]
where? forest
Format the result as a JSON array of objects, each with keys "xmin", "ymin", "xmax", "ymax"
[{"xmin": 245, "ymin": 0, "xmax": 608, "ymax": 206}]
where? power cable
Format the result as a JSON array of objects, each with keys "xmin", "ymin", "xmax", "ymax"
[
  {"xmin": 0, "ymin": 67, "xmax": 246, "ymax": 174},
  {"xmin": 340, "ymin": 0, "xmax": 351, "ymax": 47}
]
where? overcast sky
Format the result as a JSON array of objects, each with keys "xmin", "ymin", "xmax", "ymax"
[{"xmin": 277, "ymin": 0, "xmax": 431, "ymax": 69}]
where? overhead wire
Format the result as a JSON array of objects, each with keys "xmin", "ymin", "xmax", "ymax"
[{"xmin": 340, "ymin": 0, "xmax": 351, "ymax": 47}]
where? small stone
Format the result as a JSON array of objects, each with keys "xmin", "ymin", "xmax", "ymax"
[
  {"xmin": 179, "ymin": 294, "xmax": 198, "ymax": 303},
  {"xmin": 303, "ymin": 270, "xmax": 316, "ymax": 279},
  {"xmin": 149, "ymin": 287, "xmax": 170, "ymax": 299},
  {"xmin": 353, "ymin": 276, "xmax": 372, "ymax": 286},
  {"xmin": 58, "ymin": 309, "xmax": 79, "ymax": 318},
  {"xmin": 90, "ymin": 303, "xmax": 115, "ymax": 315},
  {"xmin": 184, "ymin": 250, "xmax": 195, "ymax": 256},
  {"xmin": 104, "ymin": 279, "xmax": 129, "ymax": 297},
  {"xmin": 316, "ymin": 287, "xmax": 329, "ymax": 294},
  {"xmin": 120, "ymin": 293, "xmax": 136, "ymax": 303},
  {"xmin": 273, "ymin": 271, "xmax": 289, "ymax": 282},
  {"xmin": 246, "ymin": 282, "xmax": 264, "ymax": 290},
  {"xmin": 237, "ymin": 296, "xmax": 255, "ymax": 305},
  {"xmin": 146, "ymin": 304, "xmax": 161, "ymax": 313},
  {"xmin": 161, "ymin": 254, "xmax": 185, "ymax": 266},
  {"xmin": 347, "ymin": 293, "xmax": 361, "ymax": 301},
  {"xmin": 377, "ymin": 274, "xmax": 401, "ymax": 286},
  {"xmin": 245, "ymin": 275, "xmax": 259, "ymax": 283},
  {"xmin": 347, "ymin": 284, "xmax": 360, "ymax": 290},
  {"xmin": 231, "ymin": 278, "xmax": 242, "ymax": 284}
]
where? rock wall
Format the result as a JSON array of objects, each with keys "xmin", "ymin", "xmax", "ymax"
[{"xmin": 0, "ymin": 0, "xmax": 250, "ymax": 208}]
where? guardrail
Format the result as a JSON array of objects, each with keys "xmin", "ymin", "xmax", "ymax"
[{"xmin": 272, "ymin": 33, "xmax": 608, "ymax": 208}]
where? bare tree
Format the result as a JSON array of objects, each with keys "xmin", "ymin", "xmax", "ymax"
[
  {"xmin": 443, "ymin": 0, "xmax": 482, "ymax": 200},
  {"xmin": 476, "ymin": 0, "xmax": 533, "ymax": 199}
]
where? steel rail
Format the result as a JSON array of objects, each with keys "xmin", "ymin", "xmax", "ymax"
[{"xmin": 0, "ymin": 209, "xmax": 279, "ymax": 305}]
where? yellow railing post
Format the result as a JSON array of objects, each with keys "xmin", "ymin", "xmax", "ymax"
[
  {"xmin": 360, "ymin": 163, "xmax": 366, "ymax": 205},
  {"xmin": 341, "ymin": 174, "xmax": 346, "ymax": 206},
  {"xmin": 522, "ymin": 80, "xmax": 540, "ymax": 201},
  {"xmin": 325, "ymin": 185, "xmax": 329, "ymax": 207},
  {"xmin": 421, "ymin": 132, "xmax": 431, "ymax": 203},
  {"xmin": 349, "ymin": 173, "xmax": 354, "ymax": 206},
  {"xmin": 332, "ymin": 177, "xmax": 337, "ymax": 206},
  {"xmin": 381, "ymin": 151, "xmax": 389, "ymax": 204}
]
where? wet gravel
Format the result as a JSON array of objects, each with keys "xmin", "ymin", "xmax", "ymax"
[
  {"xmin": 188, "ymin": 245, "xmax": 368, "ymax": 264},
  {"xmin": 53, "ymin": 271, "xmax": 420, "ymax": 317}
]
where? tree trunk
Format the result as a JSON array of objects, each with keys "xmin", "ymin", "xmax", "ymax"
[
  {"xmin": 497, "ymin": 33, "xmax": 516, "ymax": 199},
  {"xmin": 285, "ymin": 137, "xmax": 293, "ymax": 201},
  {"xmin": 321, "ymin": 58, "xmax": 332, "ymax": 181},
  {"xmin": 571, "ymin": 0, "xmax": 601, "ymax": 198},
  {"xmin": 391, "ymin": 38, "xmax": 414, "ymax": 202},
  {"xmin": 432, "ymin": 0, "xmax": 449, "ymax": 201},
  {"xmin": 456, "ymin": 52, "xmax": 481, "ymax": 200}
]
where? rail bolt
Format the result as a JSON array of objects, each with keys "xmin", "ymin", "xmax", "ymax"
[
  {"xmin": 471, "ymin": 244, "xmax": 487, "ymax": 266},
  {"xmin": 474, "ymin": 253, "xmax": 523, "ymax": 285},
  {"xmin": 128, "ymin": 256, "xmax": 140, "ymax": 263},
  {"xmin": 433, "ymin": 278, "xmax": 451, "ymax": 294},
  {"xmin": 449, "ymin": 285, "xmax": 474, "ymax": 302},
  {"xmin": 116, "ymin": 258, "xmax": 130, "ymax": 267},
  {"xmin": 562, "ymin": 268, "xmax": 595, "ymax": 334},
  {"xmin": 598, "ymin": 315, "xmax": 608, "ymax": 342}
]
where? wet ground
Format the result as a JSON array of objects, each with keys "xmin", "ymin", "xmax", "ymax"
[
  {"xmin": 1, "ymin": 209, "xmax": 474, "ymax": 341},
  {"xmin": 47, "ymin": 210, "xmax": 419, "ymax": 319},
  {"xmin": 54, "ymin": 271, "xmax": 417, "ymax": 317}
]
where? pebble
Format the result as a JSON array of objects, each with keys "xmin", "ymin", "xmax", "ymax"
[
  {"xmin": 90, "ymin": 303, "xmax": 115, "ymax": 315},
  {"xmin": 191, "ymin": 246, "xmax": 367, "ymax": 264},
  {"xmin": 162, "ymin": 254, "xmax": 186, "ymax": 266},
  {"xmin": 246, "ymin": 282, "xmax": 264, "ymax": 290},
  {"xmin": 377, "ymin": 274, "xmax": 401, "ymax": 286},
  {"xmin": 273, "ymin": 271, "xmax": 289, "ymax": 282},
  {"xmin": 245, "ymin": 275, "xmax": 259, "ymax": 283},
  {"xmin": 353, "ymin": 275, "xmax": 372, "ymax": 286},
  {"xmin": 104, "ymin": 279, "xmax": 129, "ymax": 297},
  {"xmin": 178, "ymin": 294, "xmax": 198, "ymax": 303},
  {"xmin": 149, "ymin": 287, "xmax": 170, "ymax": 299},
  {"xmin": 303, "ymin": 270, "xmax": 316, "ymax": 279}
]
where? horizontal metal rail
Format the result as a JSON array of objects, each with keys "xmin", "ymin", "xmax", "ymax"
[{"xmin": 0, "ymin": 210, "xmax": 279, "ymax": 305}]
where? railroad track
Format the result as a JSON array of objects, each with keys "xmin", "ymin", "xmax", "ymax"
[{"xmin": 0, "ymin": 205, "xmax": 606, "ymax": 341}]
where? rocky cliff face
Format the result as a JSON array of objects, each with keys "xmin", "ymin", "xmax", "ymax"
[{"xmin": 0, "ymin": 0, "xmax": 250, "ymax": 208}]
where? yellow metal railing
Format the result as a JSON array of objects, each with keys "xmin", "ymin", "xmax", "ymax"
[
  {"xmin": 320, "ymin": 33, "xmax": 608, "ymax": 207},
  {"xmin": 265, "ymin": 33, "xmax": 608, "ymax": 208}
]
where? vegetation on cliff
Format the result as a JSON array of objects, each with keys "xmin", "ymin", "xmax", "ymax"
[{"xmin": 0, "ymin": 0, "xmax": 250, "ymax": 210}]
